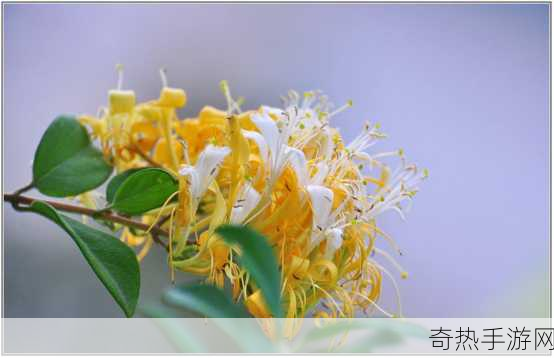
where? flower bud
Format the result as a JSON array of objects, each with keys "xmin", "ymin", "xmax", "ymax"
[
  {"xmin": 158, "ymin": 87, "xmax": 187, "ymax": 108},
  {"xmin": 109, "ymin": 90, "xmax": 135, "ymax": 114}
]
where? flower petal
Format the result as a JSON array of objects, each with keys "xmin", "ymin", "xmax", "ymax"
[
  {"xmin": 178, "ymin": 165, "xmax": 200, "ymax": 199},
  {"xmin": 230, "ymin": 183, "xmax": 261, "ymax": 224},
  {"xmin": 242, "ymin": 130, "xmax": 269, "ymax": 165},
  {"xmin": 307, "ymin": 184, "xmax": 334, "ymax": 249},
  {"xmin": 180, "ymin": 145, "xmax": 230, "ymax": 203},
  {"xmin": 284, "ymin": 146, "xmax": 309, "ymax": 186},
  {"xmin": 250, "ymin": 111, "xmax": 280, "ymax": 164}
]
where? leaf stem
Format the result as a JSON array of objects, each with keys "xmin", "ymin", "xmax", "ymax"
[
  {"xmin": 128, "ymin": 143, "xmax": 162, "ymax": 168},
  {"xmin": 12, "ymin": 182, "xmax": 34, "ymax": 197}
]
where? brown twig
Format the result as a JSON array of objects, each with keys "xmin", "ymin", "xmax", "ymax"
[
  {"xmin": 158, "ymin": 214, "xmax": 172, "ymax": 227},
  {"xmin": 128, "ymin": 143, "xmax": 162, "ymax": 168},
  {"xmin": 4, "ymin": 193, "xmax": 169, "ymax": 238},
  {"xmin": 151, "ymin": 233, "xmax": 169, "ymax": 252}
]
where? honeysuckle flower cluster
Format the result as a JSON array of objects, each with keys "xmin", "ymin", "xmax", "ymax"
[{"xmin": 78, "ymin": 67, "xmax": 427, "ymax": 319}]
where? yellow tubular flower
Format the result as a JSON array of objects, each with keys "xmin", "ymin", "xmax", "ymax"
[{"xmin": 79, "ymin": 72, "xmax": 427, "ymax": 319}]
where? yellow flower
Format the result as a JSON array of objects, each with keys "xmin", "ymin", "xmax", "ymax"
[{"xmin": 80, "ymin": 69, "xmax": 427, "ymax": 319}]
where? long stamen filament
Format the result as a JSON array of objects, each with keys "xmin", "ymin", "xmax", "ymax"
[
  {"xmin": 160, "ymin": 67, "xmax": 168, "ymax": 87},
  {"xmin": 115, "ymin": 64, "xmax": 124, "ymax": 90}
]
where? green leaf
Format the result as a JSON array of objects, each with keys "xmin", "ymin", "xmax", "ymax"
[
  {"xmin": 26, "ymin": 201, "xmax": 140, "ymax": 317},
  {"xmin": 33, "ymin": 115, "xmax": 113, "ymax": 197},
  {"xmin": 139, "ymin": 305, "xmax": 207, "ymax": 353},
  {"xmin": 111, "ymin": 168, "xmax": 178, "ymax": 215},
  {"xmin": 164, "ymin": 284, "xmax": 249, "ymax": 318},
  {"xmin": 299, "ymin": 319, "xmax": 428, "ymax": 345},
  {"xmin": 105, "ymin": 168, "xmax": 141, "ymax": 203},
  {"xmin": 215, "ymin": 224, "xmax": 283, "ymax": 317},
  {"xmin": 144, "ymin": 298, "xmax": 275, "ymax": 352}
]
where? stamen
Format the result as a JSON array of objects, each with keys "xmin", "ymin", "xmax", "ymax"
[
  {"xmin": 423, "ymin": 168, "xmax": 430, "ymax": 179},
  {"xmin": 329, "ymin": 100, "xmax": 353, "ymax": 118},
  {"xmin": 159, "ymin": 67, "xmax": 168, "ymax": 88},
  {"xmin": 352, "ymin": 291, "xmax": 394, "ymax": 318},
  {"xmin": 145, "ymin": 191, "xmax": 180, "ymax": 234},
  {"xmin": 168, "ymin": 207, "xmax": 177, "ymax": 284},
  {"xmin": 373, "ymin": 247, "xmax": 408, "ymax": 277},
  {"xmin": 311, "ymin": 281, "xmax": 345, "ymax": 318},
  {"xmin": 373, "ymin": 150, "xmax": 402, "ymax": 159},
  {"xmin": 137, "ymin": 236, "xmax": 154, "ymax": 262},
  {"xmin": 115, "ymin": 64, "xmax": 124, "ymax": 90},
  {"xmin": 219, "ymin": 80, "xmax": 241, "ymax": 114},
  {"xmin": 177, "ymin": 139, "xmax": 190, "ymax": 165},
  {"xmin": 374, "ymin": 262, "xmax": 403, "ymax": 317},
  {"xmin": 363, "ymin": 222, "xmax": 403, "ymax": 256}
]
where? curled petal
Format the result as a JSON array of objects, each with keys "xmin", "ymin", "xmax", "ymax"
[
  {"xmin": 242, "ymin": 130, "xmax": 269, "ymax": 165},
  {"xmin": 307, "ymin": 184, "xmax": 334, "ymax": 250},
  {"xmin": 284, "ymin": 146, "xmax": 309, "ymax": 186},
  {"xmin": 250, "ymin": 111, "xmax": 280, "ymax": 163},
  {"xmin": 230, "ymin": 183, "xmax": 261, "ymax": 224},
  {"xmin": 179, "ymin": 145, "xmax": 230, "ymax": 203}
]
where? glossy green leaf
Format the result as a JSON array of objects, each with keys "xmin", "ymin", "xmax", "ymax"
[
  {"xmin": 26, "ymin": 201, "xmax": 140, "ymax": 317},
  {"xmin": 111, "ymin": 168, "xmax": 178, "ymax": 215},
  {"xmin": 105, "ymin": 168, "xmax": 141, "ymax": 203},
  {"xmin": 164, "ymin": 284, "xmax": 249, "ymax": 318},
  {"xmin": 215, "ymin": 224, "xmax": 283, "ymax": 317},
  {"xmin": 33, "ymin": 115, "xmax": 113, "ymax": 197}
]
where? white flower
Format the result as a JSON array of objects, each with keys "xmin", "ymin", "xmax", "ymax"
[
  {"xmin": 362, "ymin": 160, "xmax": 427, "ymax": 221},
  {"xmin": 346, "ymin": 121, "xmax": 385, "ymax": 165},
  {"xmin": 250, "ymin": 110, "xmax": 309, "ymax": 186},
  {"xmin": 242, "ymin": 130, "xmax": 268, "ymax": 164},
  {"xmin": 306, "ymin": 185, "xmax": 344, "ymax": 255},
  {"xmin": 178, "ymin": 145, "xmax": 231, "ymax": 208}
]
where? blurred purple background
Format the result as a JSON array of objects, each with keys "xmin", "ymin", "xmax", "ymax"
[{"xmin": 3, "ymin": 3, "xmax": 549, "ymax": 317}]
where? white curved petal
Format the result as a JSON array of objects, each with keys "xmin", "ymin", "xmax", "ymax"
[
  {"xmin": 180, "ymin": 145, "xmax": 230, "ymax": 203},
  {"xmin": 242, "ymin": 130, "xmax": 269, "ymax": 164},
  {"xmin": 307, "ymin": 184, "xmax": 334, "ymax": 235},
  {"xmin": 230, "ymin": 183, "xmax": 261, "ymax": 224},
  {"xmin": 178, "ymin": 164, "xmax": 193, "ymax": 177},
  {"xmin": 178, "ymin": 165, "xmax": 201, "ymax": 200},
  {"xmin": 250, "ymin": 112, "xmax": 280, "ymax": 162},
  {"xmin": 195, "ymin": 145, "xmax": 230, "ymax": 199},
  {"xmin": 284, "ymin": 146, "xmax": 308, "ymax": 186},
  {"xmin": 195, "ymin": 145, "xmax": 231, "ymax": 177}
]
